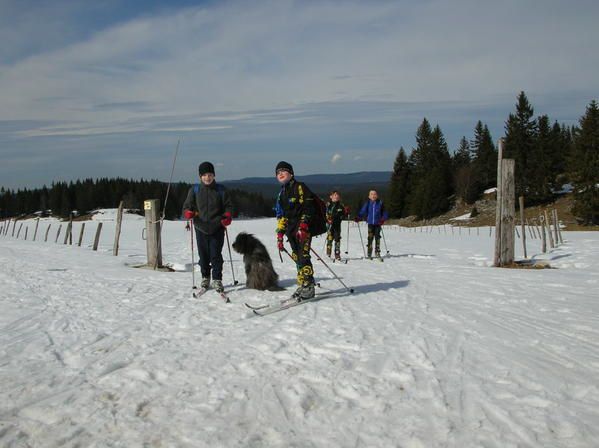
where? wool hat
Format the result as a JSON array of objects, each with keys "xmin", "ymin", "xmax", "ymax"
[
  {"xmin": 198, "ymin": 161, "xmax": 215, "ymax": 176},
  {"xmin": 275, "ymin": 161, "xmax": 294, "ymax": 175}
]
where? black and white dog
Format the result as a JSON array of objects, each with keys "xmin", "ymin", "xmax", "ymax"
[{"xmin": 232, "ymin": 232, "xmax": 283, "ymax": 291}]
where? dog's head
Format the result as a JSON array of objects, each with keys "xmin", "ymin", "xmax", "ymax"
[{"xmin": 232, "ymin": 232, "xmax": 256, "ymax": 254}]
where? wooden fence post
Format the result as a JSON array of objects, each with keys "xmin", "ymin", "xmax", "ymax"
[
  {"xmin": 144, "ymin": 199, "xmax": 163, "ymax": 268},
  {"xmin": 33, "ymin": 218, "xmax": 40, "ymax": 241},
  {"xmin": 540, "ymin": 215, "xmax": 547, "ymax": 253},
  {"xmin": 63, "ymin": 219, "xmax": 72, "ymax": 245},
  {"xmin": 534, "ymin": 219, "xmax": 542, "ymax": 240},
  {"xmin": 24, "ymin": 227, "xmax": 28, "ymax": 240},
  {"xmin": 12, "ymin": 220, "xmax": 17, "ymax": 237},
  {"xmin": 529, "ymin": 219, "xmax": 535, "ymax": 238},
  {"xmin": 93, "ymin": 222, "xmax": 103, "ymax": 251},
  {"xmin": 555, "ymin": 210, "xmax": 564, "ymax": 244},
  {"xmin": 45, "ymin": 224, "xmax": 51, "ymax": 242},
  {"xmin": 78, "ymin": 223, "xmax": 86, "ymax": 247},
  {"xmin": 113, "ymin": 201, "xmax": 124, "ymax": 256},
  {"xmin": 551, "ymin": 209, "xmax": 559, "ymax": 245},
  {"xmin": 55, "ymin": 224, "xmax": 62, "ymax": 243},
  {"xmin": 544, "ymin": 210, "xmax": 554, "ymax": 249},
  {"xmin": 69, "ymin": 217, "xmax": 73, "ymax": 245},
  {"xmin": 519, "ymin": 196, "xmax": 527, "ymax": 258},
  {"xmin": 16, "ymin": 223, "xmax": 23, "ymax": 239}
]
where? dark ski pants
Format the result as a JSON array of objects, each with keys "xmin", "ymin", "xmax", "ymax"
[
  {"xmin": 288, "ymin": 234, "xmax": 314, "ymax": 286},
  {"xmin": 326, "ymin": 224, "xmax": 342, "ymax": 258},
  {"xmin": 367, "ymin": 224, "xmax": 382, "ymax": 257},
  {"xmin": 195, "ymin": 227, "xmax": 225, "ymax": 280}
]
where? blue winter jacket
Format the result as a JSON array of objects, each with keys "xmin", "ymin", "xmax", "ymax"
[{"xmin": 358, "ymin": 199, "xmax": 388, "ymax": 225}]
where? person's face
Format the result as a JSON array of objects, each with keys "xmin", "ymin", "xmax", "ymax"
[
  {"xmin": 276, "ymin": 169, "xmax": 292, "ymax": 184},
  {"xmin": 330, "ymin": 192, "xmax": 340, "ymax": 202},
  {"xmin": 201, "ymin": 173, "xmax": 215, "ymax": 185},
  {"xmin": 368, "ymin": 190, "xmax": 378, "ymax": 201}
]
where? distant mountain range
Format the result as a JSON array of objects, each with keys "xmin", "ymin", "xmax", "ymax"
[{"xmin": 222, "ymin": 171, "xmax": 392, "ymax": 196}]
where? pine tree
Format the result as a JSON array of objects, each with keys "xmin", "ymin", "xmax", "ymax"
[
  {"xmin": 570, "ymin": 100, "xmax": 599, "ymax": 225},
  {"xmin": 453, "ymin": 137, "xmax": 477, "ymax": 203},
  {"xmin": 408, "ymin": 119, "xmax": 453, "ymax": 218},
  {"xmin": 471, "ymin": 121, "xmax": 497, "ymax": 194},
  {"xmin": 504, "ymin": 91, "xmax": 537, "ymax": 199},
  {"xmin": 529, "ymin": 115, "xmax": 554, "ymax": 202},
  {"xmin": 548, "ymin": 122, "xmax": 571, "ymax": 189},
  {"xmin": 388, "ymin": 147, "xmax": 412, "ymax": 218}
]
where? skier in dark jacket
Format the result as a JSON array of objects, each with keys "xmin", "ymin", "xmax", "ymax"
[
  {"xmin": 356, "ymin": 189, "xmax": 388, "ymax": 259},
  {"xmin": 274, "ymin": 161, "xmax": 317, "ymax": 300},
  {"xmin": 183, "ymin": 161, "xmax": 233, "ymax": 292},
  {"xmin": 325, "ymin": 190, "xmax": 349, "ymax": 261}
]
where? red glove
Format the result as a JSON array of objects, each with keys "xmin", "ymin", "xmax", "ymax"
[
  {"xmin": 277, "ymin": 232, "xmax": 285, "ymax": 250},
  {"xmin": 344, "ymin": 206, "xmax": 350, "ymax": 215},
  {"xmin": 326, "ymin": 217, "xmax": 333, "ymax": 225},
  {"xmin": 221, "ymin": 212, "xmax": 232, "ymax": 227},
  {"xmin": 296, "ymin": 222, "xmax": 310, "ymax": 243},
  {"xmin": 379, "ymin": 218, "xmax": 385, "ymax": 225},
  {"xmin": 184, "ymin": 210, "xmax": 196, "ymax": 220},
  {"xmin": 354, "ymin": 216, "xmax": 361, "ymax": 223}
]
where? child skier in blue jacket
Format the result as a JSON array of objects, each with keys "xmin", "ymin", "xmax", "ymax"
[{"xmin": 356, "ymin": 189, "xmax": 388, "ymax": 259}]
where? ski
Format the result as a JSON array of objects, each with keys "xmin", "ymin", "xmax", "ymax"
[
  {"xmin": 192, "ymin": 287, "xmax": 230, "ymax": 303},
  {"xmin": 217, "ymin": 290, "xmax": 231, "ymax": 303},
  {"xmin": 192, "ymin": 287, "xmax": 208, "ymax": 298},
  {"xmin": 244, "ymin": 302, "xmax": 270, "ymax": 311},
  {"xmin": 247, "ymin": 290, "xmax": 343, "ymax": 316}
]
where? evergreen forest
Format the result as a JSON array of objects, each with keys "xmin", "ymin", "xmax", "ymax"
[{"xmin": 2, "ymin": 92, "xmax": 598, "ymax": 225}]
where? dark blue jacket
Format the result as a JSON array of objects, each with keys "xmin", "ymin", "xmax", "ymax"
[{"xmin": 358, "ymin": 199, "xmax": 388, "ymax": 225}]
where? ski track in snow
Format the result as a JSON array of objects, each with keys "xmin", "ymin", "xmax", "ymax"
[{"xmin": 1, "ymin": 216, "xmax": 599, "ymax": 447}]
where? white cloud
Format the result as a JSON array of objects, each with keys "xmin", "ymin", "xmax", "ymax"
[
  {"xmin": 331, "ymin": 153, "xmax": 342, "ymax": 164},
  {"xmin": 2, "ymin": 0, "xmax": 598, "ymax": 126}
]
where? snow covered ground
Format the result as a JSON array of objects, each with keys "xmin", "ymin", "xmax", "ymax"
[{"xmin": 1, "ymin": 212, "xmax": 598, "ymax": 447}]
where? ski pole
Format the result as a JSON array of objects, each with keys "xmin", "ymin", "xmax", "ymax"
[
  {"xmin": 280, "ymin": 246, "xmax": 295, "ymax": 262},
  {"xmin": 345, "ymin": 215, "xmax": 350, "ymax": 254},
  {"xmin": 381, "ymin": 226, "xmax": 390, "ymax": 255},
  {"xmin": 154, "ymin": 139, "xmax": 180, "ymax": 270},
  {"xmin": 356, "ymin": 221, "xmax": 367, "ymax": 258},
  {"xmin": 189, "ymin": 220, "xmax": 196, "ymax": 293},
  {"xmin": 310, "ymin": 247, "xmax": 354, "ymax": 293},
  {"xmin": 224, "ymin": 228, "xmax": 238, "ymax": 285}
]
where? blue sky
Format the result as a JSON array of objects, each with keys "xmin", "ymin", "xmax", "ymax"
[{"xmin": 1, "ymin": 0, "xmax": 598, "ymax": 189}]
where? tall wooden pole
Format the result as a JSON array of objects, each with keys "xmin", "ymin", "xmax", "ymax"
[
  {"xmin": 498, "ymin": 159, "xmax": 515, "ymax": 265},
  {"xmin": 493, "ymin": 138, "xmax": 504, "ymax": 266},
  {"xmin": 144, "ymin": 199, "xmax": 162, "ymax": 268}
]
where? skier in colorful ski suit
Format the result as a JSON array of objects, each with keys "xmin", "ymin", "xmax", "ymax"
[{"xmin": 356, "ymin": 189, "xmax": 388, "ymax": 259}]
